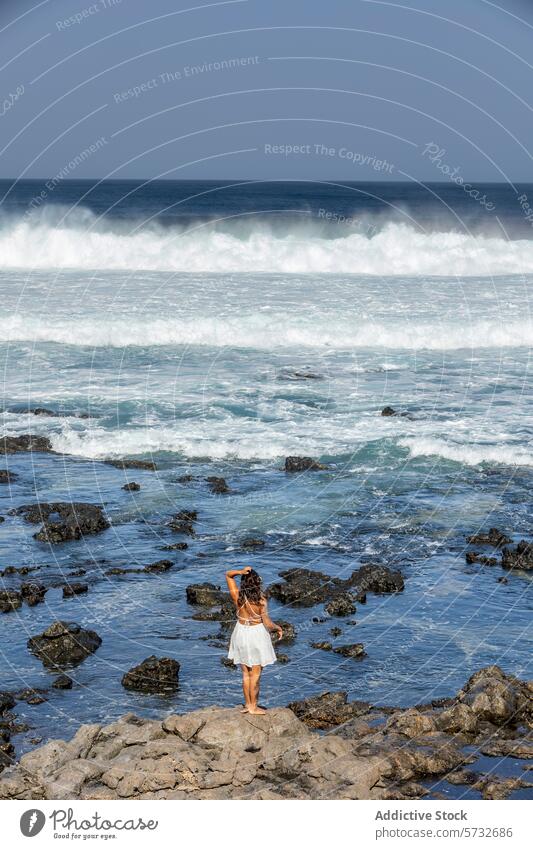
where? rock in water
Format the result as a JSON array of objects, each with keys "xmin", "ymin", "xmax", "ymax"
[
  {"xmin": 284, "ymin": 456, "xmax": 327, "ymax": 472},
  {"xmin": 0, "ymin": 435, "xmax": 53, "ymax": 454},
  {"xmin": 186, "ymin": 583, "xmax": 226, "ymax": 606},
  {"xmin": 325, "ymin": 594, "xmax": 356, "ymax": 617},
  {"xmin": 20, "ymin": 582, "xmax": 47, "ymax": 606},
  {"xmin": 333, "ymin": 644, "xmax": 367, "ymax": 659},
  {"xmin": 206, "ymin": 476, "xmax": 229, "ymax": 493},
  {"xmin": 381, "ymin": 406, "xmax": 396, "ymax": 416},
  {"xmin": 14, "ymin": 502, "xmax": 109, "ymax": 544},
  {"xmin": 0, "ymin": 470, "xmax": 16, "ymax": 484},
  {"xmin": 501, "ymin": 540, "xmax": 533, "ymax": 571},
  {"xmin": 0, "ymin": 591, "xmax": 23, "ymax": 613},
  {"xmin": 28, "ymin": 621, "xmax": 102, "ymax": 668},
  {"xmin": 122, "ymin": 656, "xmax": 180, "ymax": 693},
  {"xmin": 466, "ymin": 527, "xmax": 512, "ymax": 548},
  {"xmin": 122, "ymin": 482, "xmax": 140, "ymax": 491},
  {"xmin": 144, "ymin": 560, "xmax": 173, "ymax": 573},
  {"xmin": 62, "ymin": 583, "xmax": 89, "ymax": 598},
  {"xmin": 106, "ymin": 459, "xmax": 157, "ymax": 470},
  {"xmin": 52, "ymin": 675, "xmax": 73, "ymax": 690}
]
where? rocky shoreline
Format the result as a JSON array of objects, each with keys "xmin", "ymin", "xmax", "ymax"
[
  {"xmin": 1, "ymin": 441, "xmax": 532, "ymax": 800},
  {"xmin": 0, "ymin": 665, "xmax": 531, "ymax": 800}
]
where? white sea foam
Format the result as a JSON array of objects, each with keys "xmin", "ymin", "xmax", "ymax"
[
  {"xmin": 399, "ymin": 437, "xmax": 533, "ymax": 467},
  {"xmin": 2, "ymin": 313, "xmax": 531, "ymax": 350},
  {"xmin": 2, "ymin": 206, "xmax": 533, "ymax": 275}
]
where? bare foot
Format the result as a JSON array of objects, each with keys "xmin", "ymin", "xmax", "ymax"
[
  {"xmin": 247, "ymin": 707, "xmax": 266, "ymax": 715},
  {"xmin": 240, "ymin": 707, "xmax": 249, "ymax": 713}
]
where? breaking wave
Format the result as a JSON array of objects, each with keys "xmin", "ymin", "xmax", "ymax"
[{"xmin": 2, "ymin": 205, "xmax": 533, "ymax": 275}]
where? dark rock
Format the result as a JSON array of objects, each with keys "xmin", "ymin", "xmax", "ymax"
[
  {"xmin": 27, "ymin": 408, "xmax": 58, "ymax": 417},
  {"xmin": 501, "ymin": 540, "xmax": 533, "ymax": 571},
  {"xmin": 52, "ymin": 675, "xmax": 73, "ymax": 690},
  {"xmin": 0, "ymin": 693, "xmax": 16, "ymax": 714},
  {"xmin": 466, "ymin": 552, "xmax": 498, "ymax": 565},
  {"xmin": 0, "ymin": 470, "xmax": 16, "ymax": 484},
  {"xmin": 168, "ymin": 510, "xmax": 197, "ymax": 535},
  {"xmin": 191, "ymin": 598, "xmax": 235, "ymax": 625},
  {"xmin": 277, "ymin": 369, "xmax": 323, "ymax": 381},
  {"xmin": 284, "ymin": 456, "xmax": 327, "ymax": 472},
  {"xmin": 467, "ymin": 528, "xmax": 512, "ymax": 548},
  {"xmin": 0, "ymin": 591, "xmax": 22, "ymax": 613},
  {"xmin": 0, "ymin": 435, "xmax": 53, "ymax": 454},
  {"xmin": 177, "ymin": 474, "xmax": 194, "ymax": 483},
  {"xmin": 161, "ymin": 542, "xmax": 188, "ymax": 551},
  {"xmin": 330, "ymin": 627, "xmax": 342, "ymax": 637},
  {"xmin": 333, "ymin": 643, "xmax": 366, "ymax": 659},
  {"xmin": 144, "ymin": 560, "xmax": 172, "ymax": 574},
  {"xmin": 288, "ymin": 691, "xmax": 371, "ymax": 729},
  {"xmin": 221, "ymin": 657, "xmax": 235, "ymax": 669},
  {"xmin": 275, "ymin": 652, "xmax": 289, "ymax": 663},
  {"xmin": 20, "ymin": 581, "xmax": 47, "ymax": 606},
  {"xmin": 269, "ymin": 563, "xmax": 403, "ymax": 610},
  {"xmin": 28, "ymin": 621, "xmax": 102, "ymax": 668},
  {"xmin": 15, "ymin": 502, "xmax": 109, "ymax": 544},
  {"xmin": 186, "ymin": 583, "xmax": 225, "ymax": 606},
  {"xmin": 268, "ymin": 567, "xmax": 336, "ymax": 607},
  {"xmin": 122, "ymin": 482, "xmax": 140, "ymax": 491},
  {"xmin": 272, "ymin": 620, "xmax": 296, "ymax": 644},
  {"xmin": 206, "ymin": 476, "xmax": 229, "ymax": 494},
  {"xmin": 62, "ymin": 582, "xmax": 89, "ymax": 597},
  {"xmin": 497, "ymin": 576, "xmax": 508, "ymax": 584},
  {"xmin": 241, "ymin": 538, "xmax": 265, "ymax": 549},
  {"xmin": 106, "ymin": 459, "xmax": 157, "ymax": 471},
  {"xmin": 311, "ymin": 641, "xmax": 332, "ymax": 651},
  {"xmin": 68, "ymin": 568, "xmax": 87, "ymax": 577},
  {"xmin": 0, "ymin": 566, "xmax": 37, "ymax": 577},
  {"xmin": 325, "ymin": 594, "xmax": 356, "ymax": 617},
  {"xmin": 352, "ymin": 563, "xmax": 404, "ymax": 594},
  {"xmin": 122, "ymin": 655, "xmax": 179, "ymax": 693},
  {"xmin": 381, "ymin": 406, "xmax": 396, "ymax": 416}
]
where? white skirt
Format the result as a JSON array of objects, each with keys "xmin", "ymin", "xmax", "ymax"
[{"xmin": 228, "ymin": 622, "xmax": 277, "ymax": 668}]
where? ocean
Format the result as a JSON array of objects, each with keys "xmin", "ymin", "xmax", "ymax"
[{"xmin": 0, "ymin": 179, "xmax": 531, "ymax": 764}]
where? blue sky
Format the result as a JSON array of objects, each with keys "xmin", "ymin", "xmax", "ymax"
[{"xmin": 1, "ymin": 0, "xmax": 532, "ymax": 180}]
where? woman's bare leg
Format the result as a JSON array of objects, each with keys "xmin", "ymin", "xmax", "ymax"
[
  {"xmin": 240, "ymin": 665, "xmax": 252, "ymax": 711},
  {"xmin": 248, "ymin": 665, "xmax": 266, "ymax": 714}
]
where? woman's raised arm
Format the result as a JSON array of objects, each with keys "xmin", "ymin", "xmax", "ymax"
[{"xmin": 225, "ymin": 566, "xmax": 250, "ymax": 604}]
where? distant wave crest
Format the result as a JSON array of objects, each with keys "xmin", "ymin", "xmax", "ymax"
[{"xmin": 2, "ymin": 204, "xmax": 533, "ymax": 275}]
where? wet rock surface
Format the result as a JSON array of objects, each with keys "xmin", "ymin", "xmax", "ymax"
[
  {"xmin": 105, "ymin": 459, "xmax": 157, "ymax": 471},
  {"xmin": 501, "ymin": 540, "xmax": 533, "ymax": 571},
  {"xmin": 27, "ymin": 621, "xmax": 102, "ymax": 668},
  {"xmin": 284, "ymin": 456, "xmax": 328, "ymax": 472},
  {"xmin": 467, "ymin": 527, "xmax": 512, "ymax": 548},
  {"xmin": 268, "ymin": 563, "xmax": 403, "ymax": 611},
  {"xmin": 0, "ymin": 666, "xmax": 530, "ymax": 799},
  {"xmin": 121, "ymin": 656, "xmax": 180, "ymax": 694},
  {"xmin": 206, "ymin": 476, "xmax": 229, "ymax": 494},
  {"xmin": 1, "ymin": 435, "xmax": 53, "ymax": 455},
  {"xmin": 14, "ymin": 502, "xmax": 109, "ymax": 544}
]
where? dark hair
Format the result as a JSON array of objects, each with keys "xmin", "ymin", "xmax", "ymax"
[{"xmin": 238, "ymin": 568, "xmax": 263, "ymax": 606}]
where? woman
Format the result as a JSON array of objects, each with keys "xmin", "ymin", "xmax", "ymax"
[{"xmin": 226, "ymin": 566, "xmax": 283, "ymax": 715}]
